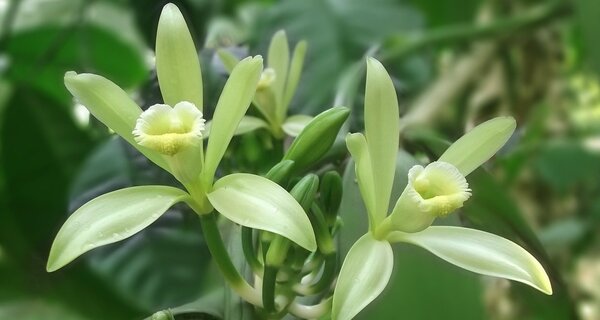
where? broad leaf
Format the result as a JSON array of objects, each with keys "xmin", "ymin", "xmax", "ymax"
[
  {"xmin": 208, "ymin": 173, "xmax": 317, "ymax": 251},
  {"xmin": 332, "ymin": 233, "xmax": 394, "ymax": 320},
  {"xmin": 439, "ymin": 117, "xmax": 515, "ymax": 176},
  {"xmin": 47, "ymin": 186, "xmax": 188, "ymax": 272},
  {"xmin": 155, "ymin": 3, "xmax": 203, "ymax": 110},
  {"xmin": 364, "ymin": 57, "xmax": 399, "ymax": 226},
  {"xmin": 389, "ymin": 226, "xmax": 552, "ymax": 295}
]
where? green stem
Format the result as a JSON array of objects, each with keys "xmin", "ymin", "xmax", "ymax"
[
  {"xmin": 200, "ymin": 214, "xmax": 262, "ymax": 306},
  {"xmin": 242, "ymin": 226, "xmax": 264, "ymax": 274},
  {"xmin": 262, "ymin": 266, "xmax": 278, "ymax": 313},
  {"xmin": 380, "ymin": 0, "xmax": 571, "ymax": 62}
]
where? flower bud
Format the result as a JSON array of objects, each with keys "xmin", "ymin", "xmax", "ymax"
[
  {"xmin": 284, "ymin": 106, "xmax": 349, "ymax": 172},
  {"xmin": 290, "ymin": 174, "xmax": 319, "ymax": 211},
  {"xmin": 320, "ymin": 171, "xmax": 343, "ymax": 224}
]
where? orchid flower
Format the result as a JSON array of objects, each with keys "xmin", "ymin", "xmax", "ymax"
[
  {"xmin": 216, "ymin": 30, "xmax": 310, "ymax": 139},
  {"xmin": 331, "ymin": 57, "xmax": 552, "ymax": 320},
  {"xmin": 46, "ymin": 4, "xmax": 317, "ymax": 305}
]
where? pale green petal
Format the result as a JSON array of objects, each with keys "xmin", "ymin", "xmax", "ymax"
[
  {"xmin": 346, "ymin": 133, "xmax": 377, "ymax": 230},
  {"xmin": 283, "ymin": 40, "xmax": 307, "ymax": 109},
  {"xmin": 267, "ymin": 30, "xmax": 290, "ymax": 122},
  {"xmin": 217, "ymin": 48, "xmax": 241, "ymax": 74},
  {"xmin": 203, "ymin": 56, "xmax": 263, "ymax": 182},
  {"xmin": 64, "ymin": 72, "xmax": 169, "ymax": 172},
  {"xmin": 332, "ymin": 233, "xmax": 394, "ymax": 320},
  {"xmin": 388, "ymin": 185, "xmax": 436, "ymax": 233},
  {"xmin": 201, "ymin": 116, "xmax": 268, "ymax": 139},
  {"xmin": 282, "ymin": 114, "xmax": 314, "ymax": 137},
  {"xmin": 207, "ymin": 173, "xmax": 317, "ymax": 251},
  {"xmin": 389, "ymin": 226, "xmax": 552, "ymax": 295},
  {"xmin": 156, "ymin": 3, "xmax": 203, "ymax": 110},
  {"xmin": 47, "ymin": 186, "xmax": 188, "ymax": 272},
  {"xmin": 439, "ymin": 117, "xmax": 516, "ymax": 176},
  {"xmin": 364, "ymin": 57, "xmax": 399, "ymax": 225}
]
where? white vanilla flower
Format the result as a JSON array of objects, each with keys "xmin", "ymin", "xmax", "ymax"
[{"xmin": 133, "ymin": 101, "xmax": 205, "ymax": 156}]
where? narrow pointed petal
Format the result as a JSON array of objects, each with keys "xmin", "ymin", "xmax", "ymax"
[
  {"xmin": 47, "ymin": 186, "xmax": 188, "ymax": 272},
  {"xmin": 208, "ymin": 173, "xmax": 317, "ymax": 251},
  {"xmin": 267, "ymin": 30, "xmax": 290, "ymax": 122},
  {"xmin": 282, "ymin": 114, "xmax": 313, "ymax": 137},
  {"xmin": 217, "ymin": 48, "xmax": 241, "ymax": 74},
  {"xmin": 64, "ymin": 72, "xmax": 169, "ymax": 171},
  {"xmin": 156, "ymin": 3, "xmax": 203, "ymax": 109},
  {"xmin": 346, "ymin": 133, "xmax": 377, "ymax": 228},
  {"xmin": 389, "ymin": 226, "xmax": 552, "ymax": 295},
  {"xmin": 203, "ymin": 56, "xmax": 263, "ymax": 181},
  {"xmin": 439, "ymin": 117, "xmax": 516, "ymax": 176},
  {"xmin": 364, "ymin": 57, "xmax": 399, "ymax": 225},
  {"xmin": 332, "ymin": 233, "xmax": 394, "ymax": 320},
  {"xmin": 283, "ymin": 40, "xmax": 307, "ymax": 108}
]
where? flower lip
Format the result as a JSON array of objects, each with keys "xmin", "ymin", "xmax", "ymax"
[
  {"xmin": 257, "ymin": 68, "xmax": 276, "ymax": 91},
  {"xmin": 133, "ymin": 101, "xmax": 205, "ymax": 156},
  {"xmin": 407, "ymin": 161, "xmax": 471, "ymax": 217}
]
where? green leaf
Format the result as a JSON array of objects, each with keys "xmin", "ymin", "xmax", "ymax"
[
  {"xmin": 575, "ymin": 0, "xmax": 600, "ymax": 76},
  {"xmin": 267, "ymin": 30, "xmax": 290, "ymax": 121},
  {"xmin": 155, "ymin": 3, "xmax": 203, "ymax": 110},
  {"xmin": 207, "ymin": 173, "xmax": 316, "ymax": 251},
  {"xmin": 345, "ymin": 133, "xmax": 377, "ymax": 229},
  {"xmin": 203, "ymin": 56, "xmax": 263, "ymax": 182},
  {"xmin": 283, "ymin": 40, "xmax": 308, "ymax": 109},
  {"xmin": 389, "ymin": 226, "xmax": 552, "ymax": 295},
  {"xmin": 439, "ymin": 117, "xmax": 515, "ymax": 176},
  {"xmin": 332, "ymin": 233, "xmax": 394, "ymax": 320},
  {"xmin": 282, "ymin": 114, "xmax": 314, "ymax": 137},
  {"xmin": 47, "ymin": 186, "xmax": 188, "ymax": 272},
  {"xmin": 63, "ymin": 72, "xmax": 169, "ymax": 172},
  {"xmin": 364, "ymin": 57, "xmax": 400, "ymax": 226},
  {"xmin": 7, "ymin": 15, "xmax": 147, "ymax": 105},
  {"xmin": 1, "ymin": 88, "xmax": 94, "ymax": 251}
]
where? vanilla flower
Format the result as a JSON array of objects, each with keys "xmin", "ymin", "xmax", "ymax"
[{"xmin": 133, "ymin": 101, "xmax": 205, "ymax": 156}]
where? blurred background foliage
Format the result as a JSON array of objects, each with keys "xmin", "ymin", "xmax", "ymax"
[{"xmin": 1, "ymin": 0, "xmax": 600, "ymax": 319}]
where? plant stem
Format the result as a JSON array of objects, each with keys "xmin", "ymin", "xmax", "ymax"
[
  {"xmin": 242, "ymin": 226, "xmax": 264, "ymax": 273},
  {"xmin": 200, "ymin": 213, "xmax": 262, "ymax": 306},
  {"xmin": 380, "ymin": 0, "xmax": 571, "ymax": 62}
]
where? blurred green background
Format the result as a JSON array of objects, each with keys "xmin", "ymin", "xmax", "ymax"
[{"xmin": 1, "ymin": 0, "xmax": 600, "ymax": 319}]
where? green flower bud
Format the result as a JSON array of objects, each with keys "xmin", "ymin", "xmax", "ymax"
[
  {"xmin": 265, "ymin": 160, "xmax": 295, "ymax": 186},
  {"xmin": 320, "ymin": 171, "xmax": 343, "ymax": 224},
  {"xmin": 290, "ymin": 174, "xmax": 319, "ymax": 211},
  {"xmin": 284, "ymin": 106, "xmax": 350, "ymax": 172}
]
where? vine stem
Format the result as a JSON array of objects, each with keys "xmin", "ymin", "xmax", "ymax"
[
  {"xmin": 380, "ymin": 0, "xmax": 571, "ymax": 62},
  {"xmin": 199, "ymin": 213, "xmax": 263, "ymax": 307}
]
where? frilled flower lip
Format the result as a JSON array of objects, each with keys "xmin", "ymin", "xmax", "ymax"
[
  {"xmin": 132, "ymin": 101, "xmax": 205, "ymax": 156},
  {"xmin": 407, "ymin": 161, "xmax": 471, "ymax": 216}
]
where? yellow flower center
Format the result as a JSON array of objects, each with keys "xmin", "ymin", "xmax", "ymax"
[
  {"xmin": 407, "ymin": 161, "xmax": 471, "ymax": 217},
  {"xmin": 132, "ymin": 101, "xmax": 205, "ymax": 156}
]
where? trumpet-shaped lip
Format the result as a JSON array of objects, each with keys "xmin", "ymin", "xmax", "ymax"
[
  {"xmin": 407, "ymin": 161, "xmax": 471, "ymax": 216},
  {"xmin": 132, "ymin": 101, "xmax": 205, "ymax": 156}
]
